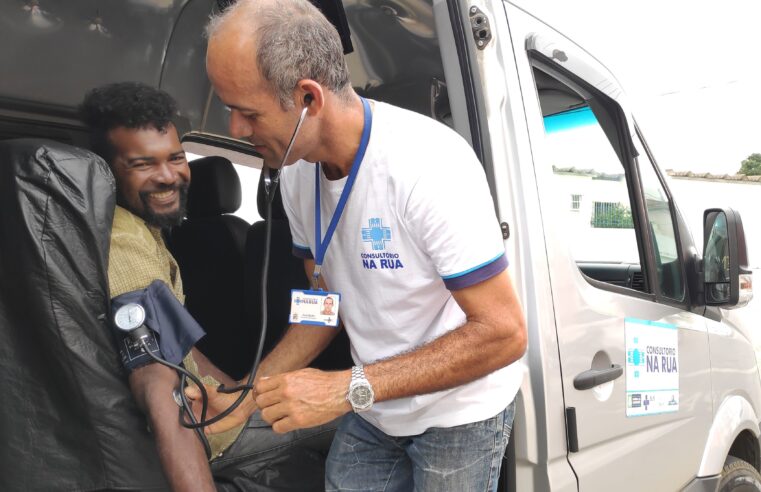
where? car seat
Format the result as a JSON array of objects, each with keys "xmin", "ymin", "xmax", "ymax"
[{"xmin": 168, "ymin": 156, "xmax": 251, "ymax": 379}]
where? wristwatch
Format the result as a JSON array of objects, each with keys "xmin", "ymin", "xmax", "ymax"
[{"xmin": 347, "ymin": 365, "xmax": 375, "ymax": 412}]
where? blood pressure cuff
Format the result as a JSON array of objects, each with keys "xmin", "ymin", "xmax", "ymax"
[{"xmin": 111, "ymin": 280, "xmax": 205, "ymax": 371}]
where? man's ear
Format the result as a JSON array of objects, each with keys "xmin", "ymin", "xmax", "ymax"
[{"xmin": 296, "ymin": 80, "xmax": 324, "ymax": 115}]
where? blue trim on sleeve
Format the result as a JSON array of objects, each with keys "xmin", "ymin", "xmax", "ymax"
[
  {"xmin": 292, "ymin": 243, "xmax": 314, "ymax": 259},
  {"xmin": 443, "ymin": 253, "xmax": 508, "ymax": 291},
  {"xmin": 442, "ymin": 253, "xmax": 505, "ymax": 279}
]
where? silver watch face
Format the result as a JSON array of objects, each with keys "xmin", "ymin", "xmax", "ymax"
[
  {"xmin": 349, "ymin": 383, "xmax": 374, "ymax": 409},
  {"xmin": 113, "ymin": 303, "xmax": 146, "ymax": 332}
]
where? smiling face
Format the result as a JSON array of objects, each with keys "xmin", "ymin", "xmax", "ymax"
[
  {"xmin": 107, "ymin": 124, "xmax": 190, "ymax": 228},
  {"xmin": 206, "ymin": 24, "xmax": 312, "ymax": 169}
]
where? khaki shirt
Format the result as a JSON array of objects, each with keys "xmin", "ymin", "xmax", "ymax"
[{"xmin": 108, "ymin": 205, "xmax": 243, "ymax": 459}]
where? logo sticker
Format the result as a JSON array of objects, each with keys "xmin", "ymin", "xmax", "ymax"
[{"xmin": 625, "ymin": 318, "xmax": 679, "ymax": 417}]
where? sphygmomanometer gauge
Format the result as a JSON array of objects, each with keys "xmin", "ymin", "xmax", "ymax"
[{"xmin": 113, "ymin": 303, "xmax": 146, "ymax": 333}]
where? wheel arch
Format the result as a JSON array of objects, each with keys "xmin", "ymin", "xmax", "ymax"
[{"xmin": 698, "ymin": 395, "xmax": 761, "ymax": 476}]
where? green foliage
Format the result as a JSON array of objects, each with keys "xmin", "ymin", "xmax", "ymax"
[
  {"xmin": 591, "ymin": 202, "xmax": 634, "ymax": 229},
  {"xmin": 739, "ymin": 153, "xmax": 761, "ymax": 176}
]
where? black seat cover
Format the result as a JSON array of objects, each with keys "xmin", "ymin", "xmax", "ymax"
[
  {"xmin": 169, "ymin": 156, "xmax": 251, "ymax": 379},
  {"xmin": 0, "ymin": 139, "xmax": 167, "ymax": 491},
  {"xmin": 246, "ymin": 171, "xmax": 352, "ymax": 370}
]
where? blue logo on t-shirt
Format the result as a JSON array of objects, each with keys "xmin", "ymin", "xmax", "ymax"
[
  {"xmin": 361, "ymin": 218, "xmax": 391, "ymax": 251},
  {"xmin": 360, "ymin": 218, "xmax": 403, "ymax": 270}
]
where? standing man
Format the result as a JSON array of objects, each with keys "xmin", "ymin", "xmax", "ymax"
[{"xmin": 196, "ymin": 0, "xmax": 528, "ymax": 489}]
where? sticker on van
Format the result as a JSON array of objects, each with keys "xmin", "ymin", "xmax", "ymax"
[{"xmin": 625, "ymin": 317, "xmax": 679, "ymax": 417}]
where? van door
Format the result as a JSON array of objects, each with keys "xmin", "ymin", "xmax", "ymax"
[{"xmin": 502, "ymin": 3, "xmax": 713, "ymax": 490}]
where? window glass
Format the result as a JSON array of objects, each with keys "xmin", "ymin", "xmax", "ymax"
[
  {"xmin": 231, "ymin": 164, "xmax": 263, "ymax": 223},
  {"xmin": 543, "ymin": 106, "xmax": 638, "ymax": 264},
  {"xmin": 634, "ymin": 139, "xmax": 685, "ymax": 301},
  {"xmin": 534, "ymin": 66, "xmax": 646, "ymax": 293}
]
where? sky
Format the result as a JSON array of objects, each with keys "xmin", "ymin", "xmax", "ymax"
[{"xmin": 522, "ymin": 0, "xmax": 761, "ymax": 174}]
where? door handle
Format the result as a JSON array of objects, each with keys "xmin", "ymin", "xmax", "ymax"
[{"xmin": 573, "ymin": 364, "xmax": 623, "ymax": 390}]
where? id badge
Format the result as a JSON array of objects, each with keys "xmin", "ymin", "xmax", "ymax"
[{"xmin": 290, "ymin": 289, "xmax": 341, "ymax": 327}]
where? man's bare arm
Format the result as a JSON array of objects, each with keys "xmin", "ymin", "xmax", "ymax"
[
  {"xmin": 255, "ymin": 270, "xmax": 527, "ymax": 433},
  {"xmin": 129, "ymin": 362, "xmax": 216, "ymax": 492},
  {"xmin": 366, "ymin": 270, "xmax": 526, "ymax": 401},
  {"xmin": 184, "ymin": 258, "xmax": 340, "ymax": 434},
  {"xmin": 191, "ymin": 347, "xmax": 236, "ymax": 387}
]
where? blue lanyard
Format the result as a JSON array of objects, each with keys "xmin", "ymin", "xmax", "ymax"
[{"xmin": 313, "ymin": 97, "xmax": 372, "ymax": 288}]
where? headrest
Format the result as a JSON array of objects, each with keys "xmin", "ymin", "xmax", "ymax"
[
  {"xmin": 186, "ymin": 156, "xmax": 241, "ymax": 219},
  {"xmin": 256, "ymin": 168, "xmax": 288, "ymax": 221}
]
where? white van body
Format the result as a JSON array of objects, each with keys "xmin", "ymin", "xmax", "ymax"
[
  {"xmin": 480, "ymin": 3, "xmax": 758, "ymax": 490},
  {"xmin": 0, "ymin": 1, "xmax": 756, "ymax": 490}
]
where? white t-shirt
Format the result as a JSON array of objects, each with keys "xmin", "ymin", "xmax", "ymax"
[{"xmin": 280, "ymin": 100, "xmax": 522, "ymax": 436}]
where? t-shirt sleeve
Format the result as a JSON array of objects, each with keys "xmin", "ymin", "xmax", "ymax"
[
  {"xmin": 403, "ymin": 154, "xmax": 507, "ymax": 291},
  {"xmin": 280, "ymin": 170, "xmax": 313, "ymax": 260}
]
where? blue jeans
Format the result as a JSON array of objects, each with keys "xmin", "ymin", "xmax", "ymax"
[{"xmin": 326, "ymin": 402, "xmax": 515, "ymax": 492}]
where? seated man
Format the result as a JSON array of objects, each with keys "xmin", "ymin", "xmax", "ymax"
[{"xmin": 80, "ymin": 82, "xmax": 334, "ymax": 491}]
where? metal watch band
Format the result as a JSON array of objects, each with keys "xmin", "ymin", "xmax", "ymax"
[{"xmin": 352, "ymin": 365, "xmax": 366, "ymax": 381}]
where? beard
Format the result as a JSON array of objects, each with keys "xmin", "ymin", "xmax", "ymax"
[{"xmin": 137, "ymin": 182, "xmax": 189, "ymax": 229}]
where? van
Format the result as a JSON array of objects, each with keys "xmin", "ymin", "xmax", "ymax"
[{"xmin": 0, "ymin": 1, "xmax": 756, "ymax": 490}]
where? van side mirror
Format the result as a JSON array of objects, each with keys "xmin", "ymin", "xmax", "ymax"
[{"xmin": 703, "ymin": 208, "xmax": 753, "ymax": 308}]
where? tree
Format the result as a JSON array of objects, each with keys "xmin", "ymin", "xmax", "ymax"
[
  {"xmin": 590, "ymin": 202, "xmax": 634, "ymax": 229},
  {"xmin": 739, "ymin": 153, "xmax": 761, "ymax": 176}
]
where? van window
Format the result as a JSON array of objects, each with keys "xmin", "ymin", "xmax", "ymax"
[
  {"xmin": 532, "ymin": 65, "xmax": 646, "ymax": 293},
  {"xmin": 230, "ymin": 164, "xmax": 262, "ymax": 223},
  {"xmin": 542, "ymin": 104, "xmax": 639, "ymax": 264}
]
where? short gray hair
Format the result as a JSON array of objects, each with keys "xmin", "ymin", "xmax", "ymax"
[{"xmin": 207, "ymin": 0, "xmax": 352, "ymax": 109}]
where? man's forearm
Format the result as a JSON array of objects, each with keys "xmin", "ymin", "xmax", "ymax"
[
  {"xmin": 228, "ymin": 324, "xmax": 340, "ymax": 419},
  {"xmin": 256, "ymin": 324, "xmax": 340, "ymax": 379},
  {"xmin": 366, "ymin": 271, "xmax": 526, "ymax": 403},
  {"xmin": 191, "ymin": 347, "xmax": 236, "ymax": 386},
  {"xmin": 365, "ymin": 316, "xmax": 524, "ymax": 403},
  {"xmin": 129, "ymin": 364, "xmax": 216, "ymax": 492},
  {"xmin": 184, "ymin": 322, "xmax": 341, "ymax": 434}
]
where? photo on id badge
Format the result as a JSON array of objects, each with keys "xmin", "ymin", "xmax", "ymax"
[{"xmin": 290, "ymin": 289, "xmax": 341, "ymax": 327}]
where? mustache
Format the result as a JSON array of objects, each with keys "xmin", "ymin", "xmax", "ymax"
[{"xmin": 139, "ymin": 182, "xmax": 187, "ymax": 195}]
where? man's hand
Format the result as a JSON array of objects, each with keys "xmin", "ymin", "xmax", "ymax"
[
  {"xmin": 185, "ymin": 383, "xmax": 257, "ymax": 434},
  {"xmin": 255, "ymin": 368, "xmax": 352, "ymax": 433}
]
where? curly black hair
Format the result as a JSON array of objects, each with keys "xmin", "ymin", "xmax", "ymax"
[{"xmin": 79, "ymin": 82, "xmax": 178, "ymax": 164}]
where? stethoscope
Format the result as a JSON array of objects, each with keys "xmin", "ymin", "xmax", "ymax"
[{"xmin": 113, "ymin": 104, "xmax": 311, "ymax": 459}]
